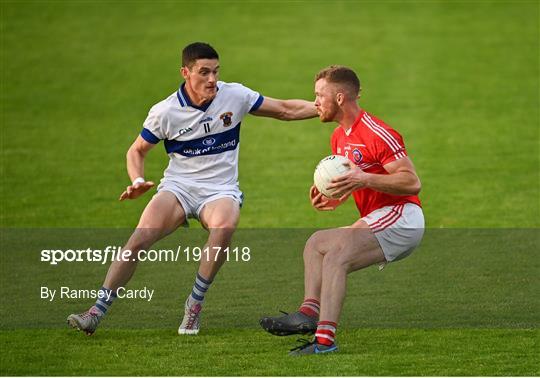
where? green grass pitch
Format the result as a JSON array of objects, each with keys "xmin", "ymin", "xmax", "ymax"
[{"xmin": 1, "ymin": 0, "xmax": 539, "ymax": 376}]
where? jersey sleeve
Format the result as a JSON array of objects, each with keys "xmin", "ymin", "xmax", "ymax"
[
  {"xmin": 229, "ymin": 83, "xmax": 264, "ymax": 115},
  {"xmin": 140, "ymin": 104, "xmax": 166, "ymax": 144},
  {"xmin": 372, "ymin": 128, "xmax": 407, "ymax": 166}
]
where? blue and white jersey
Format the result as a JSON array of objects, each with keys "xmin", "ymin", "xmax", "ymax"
[{"xmin": 140, "ymin": 81, "xmax": 263, "ymax": 189}]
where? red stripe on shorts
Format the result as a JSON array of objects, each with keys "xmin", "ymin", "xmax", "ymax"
[
  {"xmin": 368, "ymin": 205, "xmax": 402, "ymax": 231},
  {"xmin": 372, "ymin": 204, "xmax": 404, "ymax": 233}
]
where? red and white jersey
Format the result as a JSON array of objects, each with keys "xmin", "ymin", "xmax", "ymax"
[{"xmin": 331, "ymin": 110, "xmax": 421, "ymax": 217}]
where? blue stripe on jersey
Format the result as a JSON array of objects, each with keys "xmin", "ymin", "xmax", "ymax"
[
  {"xmin": 176, "ymin": 90, "xmax": 186, "ymax": 107},
  {"xmin": 141, "ymin": 128, "xmax": 161, "ymax": 144},
  {"xmin": 164, "ymin": 122, "xmax": 241, "ymax": 157},
  {"xmin": 249, "ymin": 95, "xmax": 264, "ymax": 113}
]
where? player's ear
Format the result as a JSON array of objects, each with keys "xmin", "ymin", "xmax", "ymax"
[
  {"xmin": 336, "ymin": 92, "xmax": 344, "ymax": 106},
  {"xmin": 181, "ymin": 66, "xmax": 189, "ymax": 80}
]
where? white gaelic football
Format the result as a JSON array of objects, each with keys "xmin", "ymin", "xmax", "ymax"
[{"xmin": 313, "ymin": 155, "xmax": 351, "ymax": 199}]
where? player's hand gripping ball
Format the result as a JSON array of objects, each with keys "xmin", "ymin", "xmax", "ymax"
[{"xmin": 313, "ymin": 155, "xmax": 351, "ymax": 199}]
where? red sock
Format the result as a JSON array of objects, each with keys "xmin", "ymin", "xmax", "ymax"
[
  {"xmin": 298, "ymin": 298, "xmax": 320, "ymax": 318},
  {"xmin": 315, "ymin": 320, "xmax": 337, "ymax": 346}
]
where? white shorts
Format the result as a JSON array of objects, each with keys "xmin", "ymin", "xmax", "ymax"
[
  {"xmin": 362, "ymin": 203, "xmax": 424, "ymax": 262},
  {"xmin": 156, "ymin": 178, "xmax": 243, "ymax": 220}
]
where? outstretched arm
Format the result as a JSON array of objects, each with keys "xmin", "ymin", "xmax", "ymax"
[
  {"xmin": 119, "ymin": 135, "xmax": 156, "ymax": 201},
  {"xmin": 251, "ymin": 96, "xmax": 317, "ymax": 121}
]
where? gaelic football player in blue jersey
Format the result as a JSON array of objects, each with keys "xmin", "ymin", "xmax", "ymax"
[{"xmin": 67, "ymin": 42, "xmax": 317, "ymax": 335}]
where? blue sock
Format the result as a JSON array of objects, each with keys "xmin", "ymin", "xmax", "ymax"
[
  {"xmin": 187, "ymin": 273, "xmax": 212, "ymax": 306},
  {"xmin": 92, "ymin": 286, "xmax": 117, "ymax": 318}
]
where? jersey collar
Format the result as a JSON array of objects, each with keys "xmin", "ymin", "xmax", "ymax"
[
  {"xmin": 343, "ymin": 110, "xmax": 365, "ymax": 136},
  {"xmin": 177, "ymin": 82, "xmax": 217, "ymax": 112}
]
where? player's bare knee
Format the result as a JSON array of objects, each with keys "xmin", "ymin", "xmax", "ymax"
[
  {"xmin": 211, "ymin": 219, "xmax": 238, "ymax": 230},
  {"xmin": 207, "ymin": 220, "xmax": 237, "ymax": 235},
  {"xmin": 125, "ymin": 229, "xmax": 158, "ymax": 253},
  {"xmin": 207, "ymin": 225, "xmax": 237, "ymax": 245},
  {"xmin": 323, "ymin": 250, "xmax": 350, "ymax": 272},
  {"xmin": 305, "ymin": 231, "xmax": 325, "ymax": 253}
]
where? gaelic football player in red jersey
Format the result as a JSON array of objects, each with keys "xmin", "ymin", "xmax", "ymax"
[{"xmin": 260, "ymin": 66, "xmax": 424, "ymax": 355}]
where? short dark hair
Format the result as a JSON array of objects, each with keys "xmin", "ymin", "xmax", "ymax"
[
  {"xmin": 182, "ymin": 42, "xmax": 219, "ymax": 68},
  {"xmin": 315, "ymin": 65, "xmax": 361, "ymax": 99}
]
